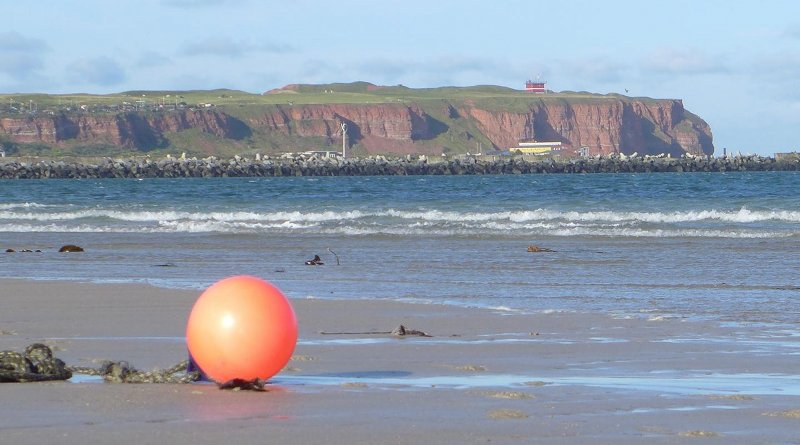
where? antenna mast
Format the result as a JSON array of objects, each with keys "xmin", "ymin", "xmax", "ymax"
[{"xmin": 341, "ymin": 122, "xmax": 348, "ymax": 158}]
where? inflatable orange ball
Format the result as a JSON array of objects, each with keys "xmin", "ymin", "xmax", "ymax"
[{"xmin": 186, "ymin": 275, "xmax": 297, "ymax": 383}]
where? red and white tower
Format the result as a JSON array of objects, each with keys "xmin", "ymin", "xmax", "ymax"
[{"xmin": 525, "ymin": 80, "xmax": 546, "ymax": 93}]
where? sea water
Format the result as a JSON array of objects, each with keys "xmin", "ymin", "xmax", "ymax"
[{"xmin": 1, "ymin": 172, "xmax": 798, "ymax": 324}]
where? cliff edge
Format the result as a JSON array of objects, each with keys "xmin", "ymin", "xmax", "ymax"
[{"xmin": 0, "ymin": 83, "xmax": 713, "ymax": 157}]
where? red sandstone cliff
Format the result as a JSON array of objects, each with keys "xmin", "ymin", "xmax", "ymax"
[
  {"xmin": 464, "ymin": 99, "xmax": 712, "ymax": 156},
  {"xmin": 249, "ymin": 103, "xmax": 429, "ymax": 141},
  {"xmin": 0, "ymin": 98, "xmax": 713, "ymax": 156},
  {"xmin": 0, "ymin": 110, "xmax": 244, "ymax": 149}
]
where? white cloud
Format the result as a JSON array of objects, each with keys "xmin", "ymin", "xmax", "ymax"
[
  {"xmin": 754, "ymin": 52, "xmax": 800, "ymax": 79},
  {"xmin": 356, "ymin": 58, "xmax": 410, "ymax": 80},
  {"xmin": 295, "ymin": 58, "xmax": 348, "ymax": 83},
  {"xmin": 749, "ymin": 52, "xmax": 800, "ymax": 100},
  {"xmin": 162, "ymin": 0, "xmax": 245, "ymax": 8},
  {"xmin": 66, "ymin": 56, "xmax": 126, "ymax": 87},
  {"xmin": 556, "ymin": 57, "xmax": 630, "ymax": 85},
  {"xmin": 0, "ymin": 53, "xmax": 44, "ymax": 75},
  {"xmin": 0, "ymin": 31, "xmax": 48, "ymax": 52},
  {"xmin": 784, "ymin": 23, "xmax": 800, "ymax": 39},
  {"xmin": 136, "ymin": 51, "xmax": 173, "ymax": 68},
  {"xmin": 351, "ymin": 55, "xmax": 506, "ymax": 87},
  {"xmin": 0, "ymin": 32, "xmax": 48, "ymax": 81},
  {"xmin": 179, "ymin": 37, "xmax": 289, "ymax": 58},
  {"xmin": 643, "ymin": 48, "xmax": 729, "ymax": 76}
]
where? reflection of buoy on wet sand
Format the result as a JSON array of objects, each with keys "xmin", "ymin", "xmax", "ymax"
[{"xmin": 186, "ymin": 275, "xmax": 297, "ymax": 383}]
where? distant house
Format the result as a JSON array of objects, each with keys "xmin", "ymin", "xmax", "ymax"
[
  {"xmin": 302, "ymin": 150, "xmax": 341, "ymax": 158},
  {"xmin": 509, "ymin": 141, "xmax": 562, "ymax": 155},
  {"xmin": 775, "ymin": 152, "xmax": 800, "ymax": 161}
]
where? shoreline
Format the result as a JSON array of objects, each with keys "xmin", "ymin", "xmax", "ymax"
[
  {"xmin": 2, "ymin": 279, "xmax": 799, "ymax": 444},
  {"xmin": 1, "ymin": 153, "xmax": 799, "ymax": 178}
]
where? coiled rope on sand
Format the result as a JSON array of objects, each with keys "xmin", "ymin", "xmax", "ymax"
[{"xmin": 0, "ymin": 343, "xmax": 198, "ymax": 384}]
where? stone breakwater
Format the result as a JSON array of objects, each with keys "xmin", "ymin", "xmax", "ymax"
[{"xmin": 0, "ymin": 155, "xmax": 797, "ymax": 179}]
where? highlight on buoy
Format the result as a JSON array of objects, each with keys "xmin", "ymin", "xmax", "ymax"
[{"xmin": 186, "ymin": 275, "xmax": 298, "ymax": 383}]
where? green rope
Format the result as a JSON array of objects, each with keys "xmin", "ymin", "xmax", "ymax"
[
  {"xmin": 1, "ymin": 343, "xmax": 267, "ymax": 390},
  {"xmin": 67, "ymin": 359, "xmax": 200, "ymax": 384},
  {"xmin": 0, "ymin": 344, "xmax": 72, "ymax": 382},
  {"xmin": 1, "ymin": 343, "xmax": 198, "ymax": 384}
]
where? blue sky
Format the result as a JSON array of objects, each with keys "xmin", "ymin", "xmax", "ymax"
[{"xmin": 1, "ymin": 0, "xmax": 798, "ymax": 156}]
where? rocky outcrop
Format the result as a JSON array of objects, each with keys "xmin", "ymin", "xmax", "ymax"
[{"xmin": 0, "ymin": 94, "xmax": 713, "ymax": 157}]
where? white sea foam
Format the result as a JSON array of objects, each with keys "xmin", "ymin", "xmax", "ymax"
[
  {"xmin": 0, "ymin": 221, "xmax": 790, "ymax": 238},
  {"xmin": 546, "ymin": 227, "xmax": 790, "ymax": 239},
  {"xmin": 159, "ymin": 220, "xmax": 319, "ymax": 233},
  {"xmin": 0, "ymin": 208, "xmax": 371, "ymax": 223},
  {"xmin": 383, "ymin": 207, "xmax": 800, "ymax": 224},
  {"xmin": 0, "ymin": 202, "xmax": 50, "ymax": 210},
  {"xmin": 0, "ymin": 205, "xmax": 797, "ymax": 237},
  {"xmin": 0, "ymin": 223, "xmax": 131, "ymax": 233},
  {"xmin": 3, "ymin": 206, "xmax": 800, "ymax": 224}
]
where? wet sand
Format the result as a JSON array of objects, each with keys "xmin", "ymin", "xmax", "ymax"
[{"xmin": 1, "ymin": 279, "xmax": 799, "ymax": 444}]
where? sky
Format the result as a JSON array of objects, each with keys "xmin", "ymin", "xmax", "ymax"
[{"xmin": 1, "ymin": 0, "xmax": 799, "ymax": 156}]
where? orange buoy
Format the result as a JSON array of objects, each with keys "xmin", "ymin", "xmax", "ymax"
[{"xmin": 186, "ymin": 275, "xmax": 297, "ymax": 383}]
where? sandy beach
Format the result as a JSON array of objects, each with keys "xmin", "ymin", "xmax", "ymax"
[{"xmin": 1, "ymin": 279, "xmax": 799, "ymax": 444}]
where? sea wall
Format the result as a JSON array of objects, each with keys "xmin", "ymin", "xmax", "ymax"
[{"xmin": 0, "ymin": 154, "xmax": 797, "ymax": 179}]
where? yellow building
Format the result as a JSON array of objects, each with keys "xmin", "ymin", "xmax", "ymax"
[{"xmin": 509, "ymin": 141, "xmax": 562, "ymax": 155}]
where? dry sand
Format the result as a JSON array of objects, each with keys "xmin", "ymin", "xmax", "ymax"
[{"xmin": 1, "ymin": 279, "xmax": 799, "ymax": 444}]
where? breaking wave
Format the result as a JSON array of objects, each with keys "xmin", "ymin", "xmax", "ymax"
[
  {"xmin": 0, "ymin": 205, "xmax": 796, "ymax": 238},
  {"xmin": 384, "ymin": 208, "xmax": 800, "ymax": 224}
]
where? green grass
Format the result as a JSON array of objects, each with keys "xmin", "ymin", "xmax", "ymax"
[{"xmin": 1, "ymin": 82, "xmax": 665, "ymax": 111}]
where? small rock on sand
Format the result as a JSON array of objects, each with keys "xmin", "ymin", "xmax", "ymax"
[
  {"xmin": 488, "ymin": 409, "xmax": 529, "ymax": 419},
  {"xmin": 488, "ymin": 391, "xmax": 534, "ymax": 400},
  {"xmin": 763, "ymin": 409, "xmax": 800, "ymax": 418},
  {"xmin": 453, "ymin": 364, "xmax": 487, "ymax": 372},
  {"xmin": 678, "ymin": 430, "xmax": 720, "ymax": 437}
]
